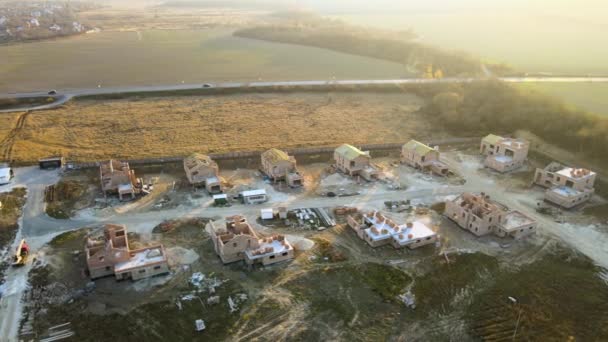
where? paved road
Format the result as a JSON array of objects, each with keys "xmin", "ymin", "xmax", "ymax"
[{"xmin": 2, "ymin": 76, "xmax": 608, "ymax": 113}]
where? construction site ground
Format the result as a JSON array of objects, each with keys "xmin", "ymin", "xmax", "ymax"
[{"xmin": 1, "ymin": 143, "xmax": 608, "ymax": 341}]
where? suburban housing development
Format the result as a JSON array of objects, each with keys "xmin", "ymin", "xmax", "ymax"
[
  {"xmin": 99, "ymin": 160, "xmax": 139, "ymax": 200},
  {"xmin": 534, "ymin": 162, "xmax": 597, "ymax": 208},
  {"xmin": 334, "ymin": 144, "xmax": 380, "ymax": 180},
  {"xmin": 183, "ymin": 153, "xmax": 222, "ymax": 193},
  {"xmin": 206, "ymin": 215, "xmax": 294, "ymax": 266},
  {"xmin": 480, "ymin": 134, "xmax": 530, "ymax": 172},
  {"xmin": 260, "ymin": 148, "xmax": 303, "ymax": 187},
  {"xmin": 401, "ymin": 139, "xmax": 450, "ymax": 176},
  {"xmin": 347, "ymin": 210, "xmax": 437, "ymax": 249},
  {"xmin": 445, "ymin": 192, "xmax": 537, "ymax": 239},
  {"xmin": 85, "ymin": 224, "xmax": 170, "ymax": 281}
]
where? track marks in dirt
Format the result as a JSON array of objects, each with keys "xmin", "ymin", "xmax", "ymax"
[{"xmin": 0, "ymin": 111, "xmax": 29, "ymax": 161}]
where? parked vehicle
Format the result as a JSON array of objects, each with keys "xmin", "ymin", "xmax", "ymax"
[{"xmin": 0, "ymin": 164, "xmax": 13, "ymax": 185}]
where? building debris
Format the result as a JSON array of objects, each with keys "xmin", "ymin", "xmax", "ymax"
[{"xmin": 195, "ymin": 319, "xmax": 206, "ymax": 332}]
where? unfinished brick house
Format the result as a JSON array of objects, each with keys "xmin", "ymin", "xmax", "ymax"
[
  {"xmin": 445, "ymin": 192, "xmax": 537, "ymax": 239},
  {"xmin": 347, "ymin": 211, "xmax": 437, "ymax": 249},
  {"xmin": 85, "ymin": 224, "xmax": 169, "ymax": 281},
  {"xmin": 480, "ymin": 134, "xmax": 529, "ymax": 172},
  {"xmin": 100, "ymin": 160, "xmax": 139, "ymax": 200},
  {"xmin": 260, "ymin": 148, "xmax": 303, "ymax": 187},
  {"xmin": 334, "ymin": 144, "xmax": 379, "ymax": 180},
  {"xmin": 206, "ymin": 215, "xmax": 294, "ymax": 266},
  {"xmin": 534, "ymin": 162, "xmax": 596, "ymax": 208},
  {"xmin": 401, "ymin": 140, "xmax": 450, "ymax": 176},
  {"xmin": 183, "ymin": 153, "xmax": 222, "ymax": 193}
]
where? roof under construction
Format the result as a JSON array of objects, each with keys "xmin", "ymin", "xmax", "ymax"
[
  {"xmin": 482, "ymin": 134, "xmax": 504, "ymax": 145},
  {"xmin": 184, "ymin": 153, "xmax": 216, "ymax": 170},
  {"xmin": 335, "ymin": 144, "xmax": 368, "ymax": 160},
  {"xmin": 403, "ymin": 139, "xmax": 435, "ymax": 156},
  {"xmin": 261, "ymin": 148, "xmax": 290, "ymax": 164}
]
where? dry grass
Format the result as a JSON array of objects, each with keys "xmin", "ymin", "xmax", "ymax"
[{"xmin": 9, "ymin": 92, "xmax": 446, "ymax": 163}]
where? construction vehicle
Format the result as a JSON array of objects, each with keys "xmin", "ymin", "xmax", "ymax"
[{"xmin": 12, "ymin": 239, "xmax": 30, "ymax": 267}]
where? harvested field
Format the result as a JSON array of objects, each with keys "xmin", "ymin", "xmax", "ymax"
[{"xmin": 8, "ymin": 92, "xmax": 445, "ymax": 163}]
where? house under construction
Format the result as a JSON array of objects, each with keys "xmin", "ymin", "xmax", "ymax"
[
  {"xmin": 480, "ymin": 134, "xmax": 529, "ymax": 173},
  {"xmin": 206, "ymin": 215, "xmax": 294, "ymax": 266},
  {"xmin": 444, "ymin": 192, "xmax": 537, "ymax": 239},
  {"xmin": 534, "ymin": 162, "xmax": 596, "ymax": 208},
  {"xmin": 347, "ymin": 210, "xmax": 437, "ymax": 249},
  {"xmin": 401, "ymin": 140, "xmax": 450, "ymax": 176},
  {"xmin": 260, "ymin": 148, "xmax": 303, "ymax": 187},
  {"xmin": 183, "ymin": 153, "xmax": 222, "ymax": 193},
  {"xmin": 85, "ymin": 224, "xmax": 169, "ymax": 281},
  {"xmin": 99, "ymin": 160, "xmax": 139, "ymax": 200},
  {"xmin": 334, "ymin": 144, "xmax": 380, "ymax": 181}
]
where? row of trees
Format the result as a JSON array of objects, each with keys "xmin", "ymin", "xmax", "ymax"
[
  {"xmin": 234, "ymin": 25, "xmax": 491, "ymax": 77},
  {"xmin": 423, "ymin": 81, "xmax": 608, "ymax": 162}
]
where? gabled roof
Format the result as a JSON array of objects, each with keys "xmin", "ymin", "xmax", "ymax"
[
  {"xmin": 335, "ymin": 144, "xmax": 368, "ymax": 160},
  {"xmin": 261, "ymin": 148, "xmax": 290, "ymax": 164},
  {"xmin": 482, "ymin": 134, "xmax": 503, "ymax": 145},
  {"xmin": 403, "ymin": 140, "xmax": 435, "ymax": 156},
  {"xmin": 184, "ymin": 153, "xmax": 216, "ymax": 170}
]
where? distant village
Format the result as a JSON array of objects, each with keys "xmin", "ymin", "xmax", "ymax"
[{"xmin": 0, "ymin": 1, "xmax": 99, "ymax": 43}]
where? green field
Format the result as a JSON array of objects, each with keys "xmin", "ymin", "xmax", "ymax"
[
  {"xmin": 517, "ymin": 83, "xmax": 608, "ymax": 116},
  {"xmin": 0, "ymin": 29, "xmax": 405, "ymax": 93}
]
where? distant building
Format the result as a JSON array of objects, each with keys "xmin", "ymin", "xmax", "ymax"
[
  {"xmin": 100, "ymin": 160, "xmax": 138, "ymax": 200},
  {"xmin": 445, "ymin": 192, "xmax": 537, "ymax": 239},
  {"xmin": 534, "ymin": 162, "xmax": 596, "ymax": 208},
  {"xmin": 49, "ymin": 24, "xmax": 61, "ymax": 31},
  {"xmin": 347, "ymin": 210, "xmax": 437, "ymax": 249},
  {"xmin": 206, "ymin": 215, "xmax": 294, "ymax": 266},
  {"xmin": 480, "ymin": 134, "xmax": 529, "ymax": 172},
  {"xmin": 334, "ymin": 144, "xmax": 379, "ymax": 180},
  {"xmin": 260, "ymin": 148, "xmax": 302, "ymax": 187},
  {"xmin": 183, "ymin": 153, "xmax": 222, "ymax": 193},
  {"xmin": 29, "ymin": 18, "xmax": 39, "ymax": 27},
  {"xmin": 401, "ymin": 140, "xmax": 450, "ymax": 176},
  {"xmin": 85, "ymin": 224, "xmax": 169, "ymax": 281}
]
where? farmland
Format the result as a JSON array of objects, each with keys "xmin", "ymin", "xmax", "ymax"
[
  {"xmin": 4, "ymin": 92, "xmax": 439, "ymax": 163},
  {"xmin": 517, "ymin": 83, "xmax": 608, "ymax": 117},
  {"xmin": 0, "ymin": 29, "xmax": 405, "ymax": 94}
]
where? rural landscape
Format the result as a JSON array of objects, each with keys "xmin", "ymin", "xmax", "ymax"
[{"xmin": 1, "ymin": 1, "xmax": 607, "ymax": 341}]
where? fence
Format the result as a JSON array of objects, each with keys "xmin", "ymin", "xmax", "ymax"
[{"xmin": 68, "ymin": 137, "xmax": 479, "ymax": 169}]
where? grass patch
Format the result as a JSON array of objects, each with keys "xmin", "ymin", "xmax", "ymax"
[
  {"xmin": 413, "ymin": 252, "xmax": 499, "ymax": 315},
  {"xmin": 467, "ymin": 249, "xmax": 608, "ymax": 340},
  {"xmin": 279, "ymin": 262, "xmax": 410, "ymax": 340},
  {"xmin": 0, "ymin": 97, "xmax": 56, "ymax": 110},
  {"xmin": 0, "ymin": 187, "xmax": 27, "ymax": 250}
]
